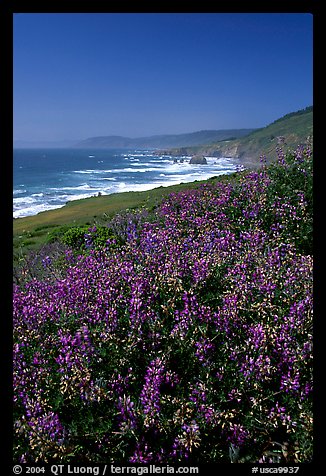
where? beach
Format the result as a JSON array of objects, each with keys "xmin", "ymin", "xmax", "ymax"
[{"xmin": 13, "ymin": 148, "xmax": 239, "ymax": 218}]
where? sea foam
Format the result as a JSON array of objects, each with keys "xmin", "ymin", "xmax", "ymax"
[{"xmin": 13, "ymin": 149, "xmax": 238, "ymax": 218}]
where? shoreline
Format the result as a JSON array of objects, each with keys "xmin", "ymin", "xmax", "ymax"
[
  {"xmin": 14, "ymin": 150, "xmax": 241, "ymax": 220},
  {"xmin": 13, "ymin": 166, "xmax": 241, "ymax": 222},
  {"xmin": 13, "ymin": 171, "xmax": 243, "ymax": 248}
]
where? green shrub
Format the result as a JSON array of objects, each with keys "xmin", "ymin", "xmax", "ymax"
[
  {"xmin": 61, "ymin": 225, "xmax": 121, "ymax": 252},
  {"xmin": 46, "ymin": 225, "xmax": 70, "ymax": 244},
  {"xmin": 61, "ymin": 226, "xmax": 90, "ymax": 250}
]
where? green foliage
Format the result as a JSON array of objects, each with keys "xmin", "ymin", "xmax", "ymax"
[
  {"xmin": 61, "ymin": 226, "xmax": 90, "ymax": 249},
  {"xmin": 46, "ymin": 225, "xmax": 70, "ymax": 243},
  {"xmin": 264, "ymin": 147, "xmax": 313, "ymax": 254},
  {"xmin": 61, "ymin": 225, "xmax": 121, "ymax": 252}
]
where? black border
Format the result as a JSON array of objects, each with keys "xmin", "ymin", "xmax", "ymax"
[{"xmin": 3, "ymin": 1, "xmax": 321, "ymax": 473}]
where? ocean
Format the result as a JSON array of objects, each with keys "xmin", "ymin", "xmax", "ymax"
[{"xmin": 13, "ymin": 148, "xmax": 239, "ymax": 218}]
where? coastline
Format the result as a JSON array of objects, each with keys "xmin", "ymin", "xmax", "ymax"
[
  {"xmin": 13, "ymin": 171, "xmax": 243, "ymax": 255},
  {"xmin": 13, "ymin": 148, "xmax": 240, "ymax": 220}
]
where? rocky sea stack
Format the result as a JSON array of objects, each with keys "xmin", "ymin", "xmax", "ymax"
[{"xmin": 189, "ymin": 155, "xmax": 207, "ymax": 165}]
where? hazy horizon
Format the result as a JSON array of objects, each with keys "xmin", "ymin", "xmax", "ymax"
[{"xmin": 13, "ymin": 126, "xmax": 258, "ymax": 149}]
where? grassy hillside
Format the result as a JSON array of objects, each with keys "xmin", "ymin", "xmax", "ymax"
[{"xmin": 165, "ymin": 106, "xmax": 313, "ymax": 164}]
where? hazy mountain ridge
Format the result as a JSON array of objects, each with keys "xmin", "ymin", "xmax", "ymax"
[{"xmin": 73, "ymin": 129, "xmax": 256, "ymax": 149}]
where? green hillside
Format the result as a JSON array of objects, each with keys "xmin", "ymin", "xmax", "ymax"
[{"xmin": 165, "ymin": 106, "xmax": 313, "ymax": 164}]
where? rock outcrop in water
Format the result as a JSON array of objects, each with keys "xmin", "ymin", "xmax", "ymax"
[{"xmin": 189, "ymin": 156, "xmax": 207, "ymax": 165}]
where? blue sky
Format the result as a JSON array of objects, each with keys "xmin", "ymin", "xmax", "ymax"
[{"xmin": 13, "ymin": 13, "xmax": 313, "ymax": 142}]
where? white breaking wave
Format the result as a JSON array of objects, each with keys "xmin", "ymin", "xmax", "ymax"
[
  {"xmin": 49, "ymin": 184, "xmax": 94, "ymax": 191},
  {"xmin": 14, "ymin": 196, "xmax": 37, "ymax": 205},
  {"xmin": 14, "ymin": 152, "xmax": 238, "ymax": 218},
  {"xmin": 73, "ymin": 166, "xmax": 166, "ymax": 174},
  {"xmin": 13, "ymin": 203, "xmax": 66, "ymax": 219}
]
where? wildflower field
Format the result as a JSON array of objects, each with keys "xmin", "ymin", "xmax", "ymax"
[{"xmin": 13, "ymin": 146, "xmax": 313, "ymax": 464}]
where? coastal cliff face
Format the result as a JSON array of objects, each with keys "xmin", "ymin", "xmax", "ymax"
[
  {"xmin": 210, "ymin": 142, "xmax": 240, "ymax": 158},
  {"xmin": 158, "ymin": 141, "xmax": 251, "ymax": 160}
]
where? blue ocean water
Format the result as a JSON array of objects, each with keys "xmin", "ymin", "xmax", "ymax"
[{"xmin": 13, "ymin": 148, "xmax": 239, "ymax": 218}]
